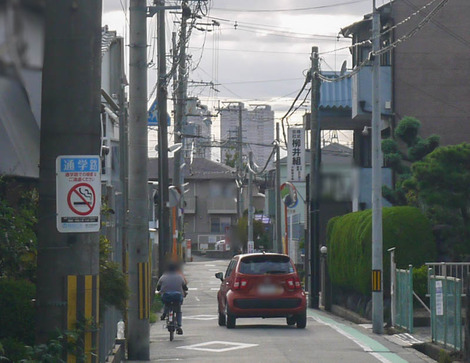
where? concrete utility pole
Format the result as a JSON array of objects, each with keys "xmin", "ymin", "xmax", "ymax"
[
  {"xmin": 238, "ymin": 103, "xmax": 244, "ymax": 217},
  {"xmin": 248, "ymin": 151, "xmax": 254, "ymax": 249},
  {"xmin": 36, "ymin": 0, "xmax": 102, "ymax": 346},
  {"xmin": 371, "ymin": 0, "xmax": 384, "ymax": 334},
  {"xmin": 117, "ymin": 37, "xmax": 129, "ymax": 330},
  {"xmin": 157, "ymin": 0, "xmax": 170, "ymax": 276},
  {"xmin": 309, "ymin": 46, "xmax": 321, "ymax": 309},
  {"xmin": 275, "ymin": 123, "xmax": 282, "ymax": 254},
  {"xmin": 173, "ymin": 1, "xmax": 190, "ymax": 259},
  {"xmin": 128, "ymin": 0, "xmax": 150, "ymax": 358}
]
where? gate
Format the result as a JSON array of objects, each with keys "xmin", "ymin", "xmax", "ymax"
[
  {"xmin": 429, "ymin": 276, "xmax": 462, "ymax": 351},
  {"xmin": 395, "ymin": 265, "xmax": 414, "ymax": 333}
]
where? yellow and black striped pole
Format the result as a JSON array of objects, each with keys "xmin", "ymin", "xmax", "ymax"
[
  {"xmin": 138, "ymin": 262, "xmax": 150, "ymax": 320},
  {"xmin": 67, "ymin": 275, "xmax": 99, "ymax": 363}
]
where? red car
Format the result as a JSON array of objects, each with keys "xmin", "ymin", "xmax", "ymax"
[{"xmin": 215, "ymin": 253, "xmax": 307, "ymax": 329}]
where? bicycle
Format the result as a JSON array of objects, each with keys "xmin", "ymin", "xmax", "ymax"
[{"xmin": 165, "ymin": 300, "xmax": 179, "ymax": 341}]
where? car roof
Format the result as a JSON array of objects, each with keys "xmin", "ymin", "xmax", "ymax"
[{"xmin": 237, "ymin": 253, "xmax": 290, "ymax": 259}]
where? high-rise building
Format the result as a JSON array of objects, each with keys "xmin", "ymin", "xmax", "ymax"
[
  {"xmin": 220, "ymin": 103, "xmax": 274, "ymax": 168},
  {"xmin": 184, "ymin": 97, "xmax": 212, "ymax": 159}
]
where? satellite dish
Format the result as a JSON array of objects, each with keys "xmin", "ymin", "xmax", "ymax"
[{"xmin": 340, "ymin": 60, "xmax": 347, "ymax": 76}]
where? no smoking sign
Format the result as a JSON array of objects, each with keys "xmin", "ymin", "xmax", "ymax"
[{"xmin": 56, "ymin": 156, "xmax": 101, "ymax": 233}]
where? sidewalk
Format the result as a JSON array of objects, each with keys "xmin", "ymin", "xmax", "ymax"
[{"xmin": 308, "ymin": 309, "xmax": 436, "ymax": 363}]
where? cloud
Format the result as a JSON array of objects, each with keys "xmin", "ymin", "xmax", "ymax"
[{"xmin": 102, "ymin": 0, "xmax": 381, "ymax": 142}]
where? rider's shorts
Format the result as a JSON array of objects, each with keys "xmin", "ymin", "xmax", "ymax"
[{"xmin": 162, "ymin": 291, "xmax": 183, "ymax": 304}]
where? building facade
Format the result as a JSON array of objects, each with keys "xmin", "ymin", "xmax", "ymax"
[
  {"xmin": 341, "ymin": 0, "xmax": 470, "ymax": 146},
  {"xmin": 220, "ymin": 103, "xmax": 275, "ymax": 168}
]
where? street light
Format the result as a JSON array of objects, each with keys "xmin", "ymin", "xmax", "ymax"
[{"xmin": 154, "ymin": 142, "xmax": 182, "ymax": 153}]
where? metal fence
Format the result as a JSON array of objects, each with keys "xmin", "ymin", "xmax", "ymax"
[
  {"xmin": 426, "ymin": 262, "xmax": 470, "ymax": 295},
  {"xmin": 429, "ymin": 275, "xmax": 463, "ymax": 351},
  {"xmin": 395, "ymin": 266, "xmax": 414, "ymax": 333}
]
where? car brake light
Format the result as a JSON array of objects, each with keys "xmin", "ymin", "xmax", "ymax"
[
  {"xmin": 234, "ymin": 277, "xmax": 248, "ymax": 290},
  {"xmin": 286, "ymin": 277, "xmax": 302, "ymax": 290}
]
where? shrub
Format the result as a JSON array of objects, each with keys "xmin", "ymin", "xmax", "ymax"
[
  {"xmin": 0, "ymin": 279, "xmax": 35, "ymax": 345},
  {"xmin": 326, "ymin": 207, "xmax": 436, "ymax": 295},
  {"xmin": 413, "ymin": 265, "xmax": 428, "ymax": 307}
]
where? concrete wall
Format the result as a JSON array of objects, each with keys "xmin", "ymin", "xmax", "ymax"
[{"xmin": 392, "ymin": 0, "xmax": 470, "ymax": 145}]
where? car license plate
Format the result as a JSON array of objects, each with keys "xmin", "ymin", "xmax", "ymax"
[{"xmin": 258, "ymin": 284, "xmax": 281, "ymax": 295}]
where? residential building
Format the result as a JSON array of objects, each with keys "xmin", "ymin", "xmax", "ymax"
[
  {"xmin": 148, "ymin": 157, "xmax": 264, "ymax": 251},
  {"xmin": 220, "ymin": 103, "xmax": 275, "ymax": 168},
  {"xmin": 0, "ymin": 1, "xmax": 44, "ymax": 179},
  {"xmin": 340, "ymin": 0, "xmax": 470, "ymax": 146}
]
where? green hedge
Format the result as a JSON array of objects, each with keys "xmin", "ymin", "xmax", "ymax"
[{"xmin": 326, "ymin": 207, "xmax": 436, "ymax": 295}]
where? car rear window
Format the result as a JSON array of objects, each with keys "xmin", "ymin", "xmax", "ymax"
[{"xmin": 239, "ymin": 255, "xmax": 294, "ymax": 275}]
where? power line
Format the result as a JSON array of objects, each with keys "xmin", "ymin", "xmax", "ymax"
[
  {"xmin": 212, "ymin": 0, "xmax": 368, "ymax": 13},
  {"xmin": 319, "ymin": 0, "xmax": 444, "ymax": 55},
  {"xmin": 317, "ymin": 0, "xmax": 450, "ymax": 83}
]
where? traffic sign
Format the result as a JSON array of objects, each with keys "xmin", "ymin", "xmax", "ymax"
[
  {"xmin": 56, "ymin": 155, "xmax": 101, "ymax": 233},
  {"xmin": 148, "ymin": 98, "xmax": 171, "ymax": 126}
]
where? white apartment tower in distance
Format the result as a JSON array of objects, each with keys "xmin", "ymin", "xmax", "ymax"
[
  {"xmin": 184, "ymin": 97, "xmax": 212, "ymax": 159},
  {"xmin": 220, "ymin": 103, "xmax": 275, "ymax": 167}
]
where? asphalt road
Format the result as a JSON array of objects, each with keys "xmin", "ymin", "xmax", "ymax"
[{"xmin": 138, "ymin": 257, "xmax": 435, "ymax": 363}]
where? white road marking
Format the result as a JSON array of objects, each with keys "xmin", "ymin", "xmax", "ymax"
[
  {"xmin": 195, "ymin": 296, "xmax": 200, "ymax": 302},
  {"xmin": 205, "ymin": 264, "xmax": 216, "ymax": 267},
  {"xmin": 208, "ymin": 268, "xmax": 219, "ymax": 272},
  {"xmin": 188, "ymin": 287, "xmax": 198, "ymax": 291},
  {"xmin": 183, "ymin": 314, "xmax": 218, "ymax": 320},
  {"xmin": 210, "ymin": 288, "xmax": 219, "ymax": 291},
  {"xmin": 178, "ymin": 341, "xmax": 258, "ymax": 353}
]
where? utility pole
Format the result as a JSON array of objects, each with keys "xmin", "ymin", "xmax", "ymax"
[
  {"xmin": 117, "ymin": 37, "xmax": 129, "ymax": 333},
  {"xmin": 128, "ymin": 0, "xmax": 150, "ymax": 358},
  {"xmin": 157, "ymin": 0, "xmax": 170, "ymax": 276},
  {"xmin": 275, "ymin": 123, "xmax": 282, "ymax": 254},
  {"xmin": 248, "ymin": 151, "xmax": 254, "ymax": 251},
  {"xmin": 174, "ymin": 1, "xmax": 190, "ymax": 260},
  {"xmin": 371, "ymin": 0, "xmax": 384, "ymax": 334},
  {"xmin": 309, "ymin": 46, "xmax": 321, "ymax": 309},
  {"xmin": 238, "ymin": 103, "xmax": 244, "ymax": 217},
  {"xmin": 36, "ymin": 0, "xmax": 102, "ymax": 354}
]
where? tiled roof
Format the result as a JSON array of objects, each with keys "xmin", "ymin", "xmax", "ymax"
[{"xmin": 148, "ymin": 157, "xmax": 237, "ymax": 180}]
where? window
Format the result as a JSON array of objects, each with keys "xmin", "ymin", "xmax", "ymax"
[
  {"xmin": 239, "ymin": 255, "xmax": 294, "ymax": 275},
  {"xmin": 225, "ymin": 260, "xmax": 236, "ymax": 279},
  {"xmin": 211, "ymin": 216, "xmax": 231, "ymax": 233}
]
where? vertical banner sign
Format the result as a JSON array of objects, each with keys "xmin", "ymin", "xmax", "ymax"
[
  {"xmin": 56, "ymin": 155, "xmax": 101, "ymax": 233},
  {"xmin": 287, "ymin": 128, "xmax": 305, "ymax": 182}
]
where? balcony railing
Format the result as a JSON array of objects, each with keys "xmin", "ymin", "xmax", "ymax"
[{"xmin": 207, "ymin": 198, "xmax": 237, "ymax": 214}]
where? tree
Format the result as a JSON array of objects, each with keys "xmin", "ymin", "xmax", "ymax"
[
  {"xmin": 236, "ymin": 212, "xmax": 269, "ymax": 251},
  {"xmin": 409, "ymin": 143, "xmax": 470, "ymax": 248},
  {"xmin": 382, "ymin": 116, "xmax": 440, "ymax": 205},
  {"xmin": 224, "ymin": 150, "xmax": 239, "ymax": 168}
]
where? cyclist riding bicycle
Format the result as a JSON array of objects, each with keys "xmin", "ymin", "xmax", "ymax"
[{"xmin": 157, "ymin": 262, "xmax": 188, "ymax": 335}]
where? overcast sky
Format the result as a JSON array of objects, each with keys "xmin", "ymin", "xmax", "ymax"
[{"xmin": 102, "ymin": 0, "xmax": 390, "ymax": 154}]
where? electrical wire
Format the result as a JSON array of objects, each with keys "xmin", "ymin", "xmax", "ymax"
[{"xmin": 211, "ymin": 0, "xmax": 368, "ymax": 13}]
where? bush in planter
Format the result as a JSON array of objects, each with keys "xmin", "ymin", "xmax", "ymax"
[{"xmin": 326, "ymin": 206, "xmax": 436, "ymax": 295}]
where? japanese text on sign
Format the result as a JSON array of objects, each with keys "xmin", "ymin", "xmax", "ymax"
[
  {"xmin": 56, "ymin": 156, "xmax": 101, "ymax": 233},
  {"xmin": 287, "ymin": 128, "xmax": 305, "ymax": 182}
]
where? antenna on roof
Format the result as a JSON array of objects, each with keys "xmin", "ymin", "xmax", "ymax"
[{"xmin": 340, "ymin": 60, "xmax": 347, "ymax": 76}]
